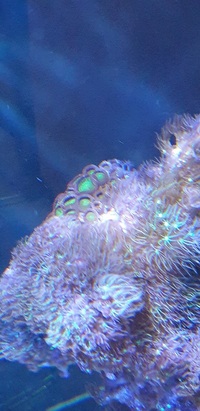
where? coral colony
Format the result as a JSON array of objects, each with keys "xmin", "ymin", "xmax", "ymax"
[{"xmin": 0, "ymin": 114, "xmax": 200, "ymax": 411}]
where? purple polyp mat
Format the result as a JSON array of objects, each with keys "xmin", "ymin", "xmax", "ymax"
[{"xmin": 0, "ymin": 114, "xmax": 200, "ymax": 411}]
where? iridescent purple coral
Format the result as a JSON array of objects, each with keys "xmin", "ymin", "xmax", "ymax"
[{"xmin": 0, "ymin": 114, "xmax": 200, "ymax": 410}]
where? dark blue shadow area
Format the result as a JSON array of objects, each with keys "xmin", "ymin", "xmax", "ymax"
[
  {"xmin": 0, "ymin": 1, "xmax": 40, "ymax": 187},
  {"xmin": 0, "ymin": 0, "xmax": 200, "ymax": 410}
]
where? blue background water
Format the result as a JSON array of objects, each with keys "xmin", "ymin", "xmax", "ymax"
[{"xmin": 0, "ymin": 1, "xmax": 200, "ymax": 410}]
